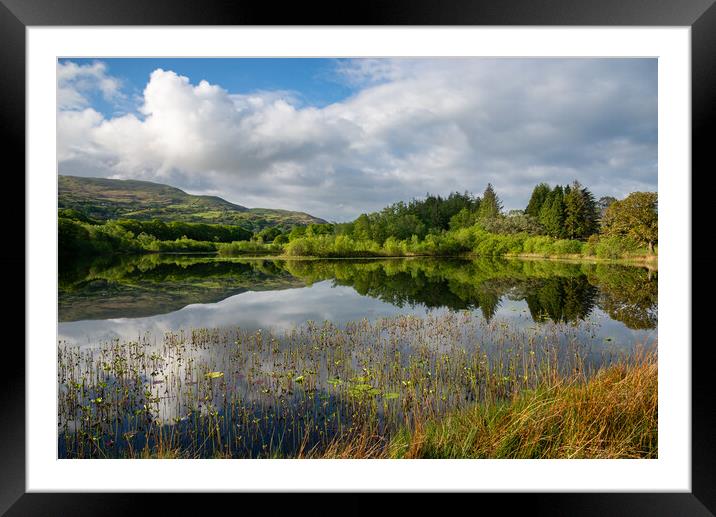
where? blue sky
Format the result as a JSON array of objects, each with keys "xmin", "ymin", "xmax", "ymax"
[
  {"xmin": 58, "ymin": 58, "xmax": 358, "ymax": 117},
  {"xmin": 57, "ymin": 57, "xmax": 657, "ymax": 221}
]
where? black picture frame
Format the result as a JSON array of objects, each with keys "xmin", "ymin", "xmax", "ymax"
[{"xmin": 2, "ymin": 0, "xmax": 712, "ymax": 514}]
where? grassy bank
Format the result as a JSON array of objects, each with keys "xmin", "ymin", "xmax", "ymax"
[{"xmin": 387, "ymin": 352, "xmax": 657, "ymax": 459}]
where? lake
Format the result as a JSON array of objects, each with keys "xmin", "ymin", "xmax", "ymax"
[
  {"xmin": 59, "ymin": 254, "xmax": 656, "ymax": 345},
  {"xmin": 57, "ymin": 255, "xmax": 657, "ymax": 458}
]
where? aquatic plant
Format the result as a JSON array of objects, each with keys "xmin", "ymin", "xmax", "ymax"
[{"xmin": 57, "ymin": 312, "xmax": 655, "ymax": 459}]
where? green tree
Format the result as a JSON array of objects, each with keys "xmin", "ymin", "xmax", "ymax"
[
  {"xmin": 449, "ymin": 207, "xmax": 478, "ymax": 230},
  {"xmin": 539, "ymin": 185, "xmax": 565, "ymax": 238},
  {"xmin": 256, "ymin": 226, "xmax": 282, "ymax": 243},
  {"xmin": 58, "ymin": 218, "xmax": 91, "ymax": 256},
  {"xmin": 525, "ymin": 183, "xmax": 551, "ymax": 218},
  {"xmin": 563, "ymin": 180, "xmax": 599, "ymax": 239},
  {"xmin": 601, "ymin": 192, "xmax": 658, "ymax": 253},
  {"xmin": 353, "ymin": 214, "xmax": 372, "ymax": 240},
  {"xmin": 288, "ymin": 225, "xmax": 307, "ymax": 241},
  {"xmin": 477, "ymin": 183, "xmax": 503, "ymax": 221}
]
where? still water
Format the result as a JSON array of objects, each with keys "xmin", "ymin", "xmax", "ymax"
[
  {"xmin": 59, "ymin": 254, "xmax": 657, "ymax": 347},
  {"xmin": 57, "ymin": 254, "xmax": 657, "ymax": 458}
]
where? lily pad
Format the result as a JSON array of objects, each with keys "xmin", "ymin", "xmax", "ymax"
[{"xmin": 348, "ymin": 383, "xmax": 381, "ymax": 398}]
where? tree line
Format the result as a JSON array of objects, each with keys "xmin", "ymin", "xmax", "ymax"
[
  {"xmin": 284, "ymin": 181, "xmax": 655, "ymax": 251},
  {"xmin": 59, "ymin": 181, "xmax": 657, "ymax": 260},
  {"xmin": 58, "ymin": 214, "xmax": 253, "ymax": 258}
]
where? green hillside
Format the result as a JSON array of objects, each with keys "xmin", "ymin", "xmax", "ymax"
[{"xmin": 58, "ymin": 175, "xmax": 326, "ymax": 231}]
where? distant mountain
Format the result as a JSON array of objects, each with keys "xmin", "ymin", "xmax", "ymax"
[{"xmin": 58, "ymin": 175, "xmax": 326, "ymax": 230}]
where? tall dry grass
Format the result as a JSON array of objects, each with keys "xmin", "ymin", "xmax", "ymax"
[{"xmin": 387, "ymin": 349, "xmax": 657, "ymax": 459}]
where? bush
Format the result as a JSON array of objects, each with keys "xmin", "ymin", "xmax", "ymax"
[
  {"xmin": 593, "ymin": 235, "xmax": 642, "ymax": 259},
  {"xmin": 146, "ymin": 237, "xmax": 217, "ymax": 253},
  {"xmin": 284, "ymin": 235, "xmax": 383, "ymax": 258},
  {"xmin": 551, "ymin": 239, "xmax": 583, "ymax": 255},
  {"xmin": 504, "ymin": 233, "xmax": 528, "ymax": 253},
  {"xmin": 87, "ymin": 222, "xmax": 142, "ymax": 254},
  {"xmin": 583, "ymin": 235, "xmax": 600, "ymax": 256},
  {"xmin": 522, "ymin": 236, "xmax": 554, "ymax": 255},
  {"xmin": 473, "ymin": 234, "xmax": 510, "ymax": 256},
  {"xmin": 218, "ymin": 240, "xmax": 281, "ymax": 256},
  {"xmin": 382, "ymin": 236, "xmax": 403, "ymax": 256}
]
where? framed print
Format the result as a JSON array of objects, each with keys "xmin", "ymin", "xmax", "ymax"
[{"xmin": 3, "ymin": 0, "xmax": 713, "ymax": 514}]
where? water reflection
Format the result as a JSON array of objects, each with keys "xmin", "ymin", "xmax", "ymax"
[
  {"xmin": 58, "ymin": 255, "xmax": 658, "ymax": 458},
  {"xmin": 59, "ymin": 255, "xmax": 657, "ymax": 344}
]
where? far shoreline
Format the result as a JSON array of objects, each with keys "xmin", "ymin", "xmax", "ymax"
[{"xmin": 179, "ymin": 250, "xmax": 658, "ymax": 269}]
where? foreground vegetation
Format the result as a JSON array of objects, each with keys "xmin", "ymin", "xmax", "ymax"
[
  {"xmin": 58, "ymin": 312, "xmax": 656, "ymax": 459},
  {"xmin": 388, "ymin": 353, "xmax": 657, "ymax": 459}
]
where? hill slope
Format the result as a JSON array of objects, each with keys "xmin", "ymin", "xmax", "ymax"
[{"xmin": 58, "ymin": 175, "xmax": 326, "ymax": 230}]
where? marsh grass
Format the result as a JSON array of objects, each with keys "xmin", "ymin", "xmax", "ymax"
[
  {"xmin": 57, "ymin": 312, "xmax": 655, "ymax": 459},
  {"xmin": 388, "ymin": 348, "xmax": 657, "ymax": 459}
]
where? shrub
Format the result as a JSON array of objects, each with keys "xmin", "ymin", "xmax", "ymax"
[
  {"xmin": 147, "ymin": 237, "xmax": 217, "ymax": 253},
  {"xmin": 551, "ymin": 239, "xmax": 583, "ymax": 255},
  {"xmin": 381, "ymin": 236, "xmax": 401, "ymax": 256},
  {"xmin": 583, "ymin": 235, "xmax": 600, "ymax": 256},
  {"xmin": 218, "ymin": 240, "xmax": 281, "ymax": 256},
  {"xmin": 522, "ymin": 236, "xmax": 555, "ymax": 255},
  {"xmin": 594, "ymin": 235, "xmax": 641, "ymax": 259},
  {"xmin": 473, "ymin": 234, "xmax": 509, "ymax": 256}
]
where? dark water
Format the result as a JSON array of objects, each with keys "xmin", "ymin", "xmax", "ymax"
[{"xmin": 59, "ymin": 254, "xmax": 657, "ymax": 346}]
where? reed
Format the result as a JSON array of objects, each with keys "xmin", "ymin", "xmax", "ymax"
[
  {"xmin": 57, "ymin": 313, "xmax": 655, "ymax": 459},
  {"xmin": 388, "ymin": 348, "xmax": 657, "ymax": 459}
]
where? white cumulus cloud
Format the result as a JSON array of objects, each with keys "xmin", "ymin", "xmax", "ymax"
[{"xmin": 57, "ymin": 58, "xmax": 657, "ymax": 221}]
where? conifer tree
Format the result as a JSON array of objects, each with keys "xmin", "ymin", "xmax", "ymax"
[
  {"xmin": 563, "ymin": 180, "xmax": 599, "ymax": 239},
  {"xmin": 539, "ymin": 185, "xmax": 565, "ymax": 238},
  {"xmin": 525, "ymin": 183, "xmax": 551, "ymax": 218},
  {"xmin": 477, "ymin": 183, "xmax": 503, "ymax": 220}
]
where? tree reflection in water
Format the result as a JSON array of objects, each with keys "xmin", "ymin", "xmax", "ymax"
[{"xmin": 60, "ymin": 254, "xmax": 657, "ymax": 330}]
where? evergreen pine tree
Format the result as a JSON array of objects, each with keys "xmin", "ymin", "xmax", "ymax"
[
  {"xmin": 563, "ymin": 180, "xmax": 599, "ymax": 239},
  {"xmin": 525, "ymin": 183, "xmax": 551, "ymax": 218},
  {"xmin": 477, "ymin": 183, "xmax": 503, "ymax": 220},
  {"xmin": 539, "ymin": 185, "xmax": 565, "ymax": 238}
]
